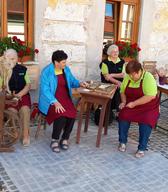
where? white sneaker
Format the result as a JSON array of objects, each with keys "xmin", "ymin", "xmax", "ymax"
[
  {"xmin": 118, "ymin": 143, "xmax": 126, "ymax": 152},
  {"xmin": 135, "ymin": 150, "xmax": 145, "ymax": 158}
]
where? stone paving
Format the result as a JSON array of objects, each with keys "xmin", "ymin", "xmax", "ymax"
[{"xmin": 0, "ymin": 100, "xmax": 168, "ymax": 192}]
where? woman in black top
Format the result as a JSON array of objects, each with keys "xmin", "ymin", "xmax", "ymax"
[{"xmin": 100, "ymin": 44, "xmax": 125, "ymax": 118}]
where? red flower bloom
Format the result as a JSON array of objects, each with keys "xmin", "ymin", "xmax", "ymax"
[
  {"xmin": 26, "ymin": 47, "xmax": 31, "ymax": 54},
  {"xmin": 12, "ymin": 36, "xmax": 18, "ymax": 41},
  {"xmin": 18, "ymin": 50, "xmax": 24, "ymax": 57},
  {"xmin": 138, "ymin": 47, "xmax": 141, "ymax": 52},
  {"xmin": 115, "ymin": 41, "xmax": 141, "ymax": 59},
  {"xmin": 0, "ymin": 36, "xmax": 39, "ymax": 60},
  {"xmin": 130, "ymin": 43, "xmax": 137, "ymax": 49},
  {"xmin": 34, "ymin": 49, "xmax": 39, "ymax": 54}
]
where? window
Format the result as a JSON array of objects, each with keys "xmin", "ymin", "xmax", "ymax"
[
  {"xmin": 104, "ymin": 0, "xmax": 140, "ymax": 43},
  {"xmin": 0, "ymin": 1, "xmax": 2, "ymax": 37},
  {"xmin": 120, "ymin": 4, "xmax": 134, "ymax": 41},
  {"xmin": 0, "ymin": 0, "xmax": 34, "ymax": 47},
  {"xmin": 0, "ymin": 0, "xmax": 4, "ymax": 37},
  {"xmin": 7, "ymin": 0, "xmax": 25, "ymax": 40},
  {"xmin": 104, "ymin": 2, "xmax": 117, "ymax": 43}
]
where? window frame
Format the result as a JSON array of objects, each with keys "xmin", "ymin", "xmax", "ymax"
[
  {"xmin": 118, "ymin": 1, "xmax": 140, "ymax": 43},
  {"xmin": 0, "ymin": 0, "xmax": 34, "ymax": 47},
  {"xmin": 104, "ymin": 0, "xmax": 141, "ymax": 43},
  {"xmin": 104, "ymin": 1, "xmax": 118, "ymax": 42}
]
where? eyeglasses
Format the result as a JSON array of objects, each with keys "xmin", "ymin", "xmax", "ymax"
[{"xmin": 111, "ymin": 51, "xmax": 119, "ymax": 53}]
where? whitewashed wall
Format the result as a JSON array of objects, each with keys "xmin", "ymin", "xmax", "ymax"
[
  {"xmin": 35, "ymin": 0, "xmax": 168, "ymax": 79},
  {"xmin": 139, "ymin": 0, "xmax": 168, "ymax": 69},
  {"xmin": 35, "ymin": 0, "xmax": 105, "ymax": 81}
]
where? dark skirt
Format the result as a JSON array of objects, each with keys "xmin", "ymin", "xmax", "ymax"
[
  {"xmin": 46, "ymin": 74, "xmax": 76, "ymax": 125},
  {"xmin": 6, "ymin": 94, "xmax": 31, "ymax": 111}
]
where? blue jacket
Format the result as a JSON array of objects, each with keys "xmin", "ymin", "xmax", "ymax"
[{"xmin": 38, "ymin": 63, "xmax": 80, "ymax": 115}]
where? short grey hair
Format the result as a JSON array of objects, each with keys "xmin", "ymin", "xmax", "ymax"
[
  {"xmin": 107, "ymin": 44, "xmax": 119, "ymax": 56},
  {"xmin": 4, "ymin": 49, "xmax": 18, "ymax": 58}
]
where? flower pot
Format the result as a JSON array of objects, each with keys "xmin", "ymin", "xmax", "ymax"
[
  {"xmin": 123, "ymin": 57, "xmax": 133, "ymax": 62},
  {"xmin": 18, "ymin": 55, "xmax": 32, "ymax": 63}
]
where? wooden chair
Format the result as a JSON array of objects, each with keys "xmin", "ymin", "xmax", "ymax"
[
  {"xmin": 34, "ymin": 113, "xmax": 47, "ymax": 139},
  {"xmin": 30, "ymin": 103, "xmax": 47, "ymax": 139},
  {"xmin": 0, "ymin": 92, "xmax": 21, "ymax": 152},
  {"xmin": 143, "ymin": 61, "xmax": 157, "ymax": 78}
]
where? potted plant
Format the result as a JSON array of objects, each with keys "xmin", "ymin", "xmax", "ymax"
[
  {"xmin": 115, "ymin": 41, "xmax": 141, "ymax": 61},
  {"xmin": 0, "ymin": 36, "xmax": 39, "ymax": 63}
]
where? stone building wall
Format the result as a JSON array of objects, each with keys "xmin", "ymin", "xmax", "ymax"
[
  {"xmin": 34, "ymin": 0, "xmax": 168, "ymax": 81},
  {"xmin": 139, "ymin": 0, "xmax": 168, "ymax": 68},
  {"xmin": 35, "ymin": 0, "xmax": 105, "ymax": 81}
]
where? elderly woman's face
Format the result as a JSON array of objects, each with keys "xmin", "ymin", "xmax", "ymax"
[
  {"xmin": 5, "ymin": 54, "xmax": 17, "ymax": 68},
  {"xmin": 55, "ymin": 59, "xmax": 67, "ymax": 69},
  {"xmin": 129, "ymin": 70, "xmax": 142, "ymax": 82},
  {"xmin": 110, "ymin": 48, "xmax": 119, "ymax": 58}
]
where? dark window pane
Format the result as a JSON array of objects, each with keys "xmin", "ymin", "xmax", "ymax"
[
  {"xmin": 105, "ymin": 3, "xmax": 113, "ymax": 17},
  {"xmin": 104, "ymin": 31, "xmax": 114, "ymax": 43},
  {"xmin": 7, "ymin": 0, "xmax": 24, "ymax": 13}
]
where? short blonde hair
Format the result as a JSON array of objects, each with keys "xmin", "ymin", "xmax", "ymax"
[
  {"xmin": 4, "ymin": 49, "xmax": 18, "ymax": 58},
  {"xmin": 107, "ymin": 44, "xmax": 119, "ymax": 56}
]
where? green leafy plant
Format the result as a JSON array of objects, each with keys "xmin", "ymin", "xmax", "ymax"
[
  {"xmin": 115, "ymin": 41, "xmax": 141, "ymax": 59},
  {"xmin": 0, "ymin": 36, "xmax": 39, "ymax": 59}
]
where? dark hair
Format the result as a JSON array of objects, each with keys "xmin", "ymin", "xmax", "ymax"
[
  {"xmin": 103, "ymin": 43, "xmax": 113, "ymax": 55},
  {"xmin": 126, "ymin": 60, "xmax": 143, "ymax": 74},
  {"xmin": 52, "ymin": 50, "xmax": 68, "ymax": 63}
]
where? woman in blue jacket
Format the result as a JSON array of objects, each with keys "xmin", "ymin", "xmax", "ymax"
[{"xmin": 39, "ymin": 50, "xmax": 88, "ymax": 152}]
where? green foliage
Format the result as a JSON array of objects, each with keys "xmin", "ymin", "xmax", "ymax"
[{"xmin": 0, "ymin": 36, "xmax": 39, "ymax": 58}]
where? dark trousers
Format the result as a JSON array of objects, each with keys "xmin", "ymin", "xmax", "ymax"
[
  {"xmin": 52, "ymin": 117, "xmax": 75, "ymax": 140},
  {"xmin": 111, "ymin": 88, "xmax": 121, "ymax": 112}
]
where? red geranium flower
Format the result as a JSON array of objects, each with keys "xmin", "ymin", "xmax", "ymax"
[
  {"xmin": 34, "ymin": 49, "xmax": 39, "ymax": 54},
  {"xmin": 114, "ymin": 41, "xmax": 141, "ymax": 59},
  {"xmin": 0, "ymin": 36, "xmax": 39, "ymax": 60}
]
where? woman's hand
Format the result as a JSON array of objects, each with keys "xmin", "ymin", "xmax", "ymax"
[
  {"xmin": 80, "ymin": 82, "xmax": 89, "ymax": 88},
  {"xmin": 106, "ymin": 75, "xmax": 121, "ymax": 87},
  {"xmin": 119, "ymin": 102, "xmax": 126, "ymax": 110},
  {"xmin": 116, "ymin": 81, "xmax": 121, "ymax": 88},
  {"xmin": 126, "ymin": 102, "xmax": 136, "ymax": 108},
  {"xmin": 54, "ymin": 101, "xmax": 65, "ymax": 113},
  {"xmin": 12, "ymin": 91, "xmax": 22, "ymax": 101}
]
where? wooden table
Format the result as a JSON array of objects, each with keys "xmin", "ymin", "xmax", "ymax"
[
  {"xmin": 158, "ymin": 84, "xmax": 168, "ymax": 95},
  {"xmin": 76, "ymin": 86, "xmax": 116, "ymax": 147},
  {"xmin": 157, "ymin": 84, "xmax": 168, "ymax": 132}
]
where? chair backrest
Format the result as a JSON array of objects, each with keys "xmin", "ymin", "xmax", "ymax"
[{"xmin": 143, "ymin": 61, "xmax": 157, "ymax": 75}]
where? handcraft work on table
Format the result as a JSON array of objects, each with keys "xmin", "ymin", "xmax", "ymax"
[{"xmin": 86, "ymin": 81, "xmax": 115, "ymax": 95}]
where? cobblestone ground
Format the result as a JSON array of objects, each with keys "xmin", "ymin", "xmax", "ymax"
[{"xmin": 0, "ymin": 103, "xmax": 168, "ymax": 192}]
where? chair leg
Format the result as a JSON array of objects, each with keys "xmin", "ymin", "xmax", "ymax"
[{"xmin": 35, "ymin": 114, "xmax": 42, "ymax": 139}]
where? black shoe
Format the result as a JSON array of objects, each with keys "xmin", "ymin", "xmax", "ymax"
[
  {"xmin": 60, "ymin": 139, "xmax": 69, "ymax": 150},
  {"xmin": 115, "ymin": 116, "xmax": 119, "ymax": 121},
  {"xmin": 50, "ymin": 141, "xmax": 60, "ymax": 153}
]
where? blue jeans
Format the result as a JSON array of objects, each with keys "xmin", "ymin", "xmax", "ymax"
[{"xmin": 118, "ymin": 120, "xmax": 152, "ymax": 151}]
